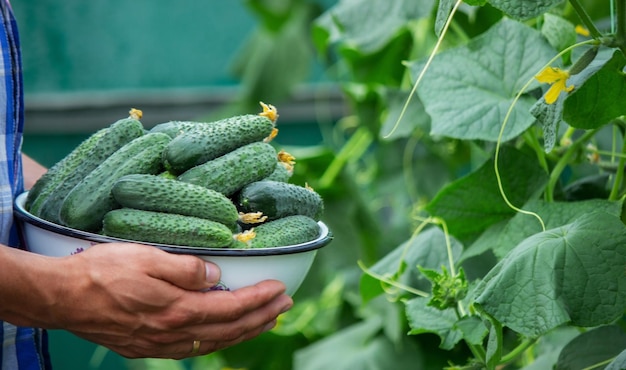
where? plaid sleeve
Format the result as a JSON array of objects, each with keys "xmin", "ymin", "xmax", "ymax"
[{"xmin": 0, "ymin": 1, "xmax": 52, "ymax": 369}]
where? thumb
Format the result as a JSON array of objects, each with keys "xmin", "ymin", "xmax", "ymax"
[{"xmin": 150, "ymin": 252, "xmax": 222, "ymax": 291}]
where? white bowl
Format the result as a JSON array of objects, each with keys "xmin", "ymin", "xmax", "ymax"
[{"xmin": 14, "ymin": 192, "xmax": 332, "ymax": 295}]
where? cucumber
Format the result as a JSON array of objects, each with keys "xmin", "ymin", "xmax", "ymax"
[
  {"xmin": 163, "ymin": 103, "xmax": 277, "ymax": 174},
  {"xmin": 111, "ymin": 174, "xmax": 239, "ymax": 231},
  {"xmin": 25, "ymin": 128, "xmax": 107, "ymax": 211},
  {"xmin": 177, "ymin": 141, "xmax": 277, "ymax": 196},
  {"xmin": 59, "ymin": 132, "xmax": 171, "ymax": 232},
  {"xmin": 263, "ymin": 162, "xmax": 293, "ymax": 182},
  {"xmin": 148, "ymin": 120, "xmax": 209, "ymax": 138},
  {"xmin": 33, "ymin": 112, "xmax": 146, "ymax": 222},
  {"xmin": 263, "ymin": 150, "xmax": 295, "ymax": 182},
  {"xmin": 238, "ymin": 180, "xmax": 323, "ymax": 221},
  {"xmin": 241, "ymin": 215, "xmax": 320, "ymax": 249},
  {"xmin": 102, "ymin": 208, "xmax": 234, "ymax": 248}
]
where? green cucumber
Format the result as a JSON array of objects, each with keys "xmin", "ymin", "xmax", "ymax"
[
  {"xmin": 177, "ymin": 141, "xmax": 277, "ymax": 196},
  {"xmin": 59, "ymin": 132, "xmax": 171, "ymax": 232},
  {"xmin": 264, "ymin": 162, "xmax": 293, "ymax": 182},
  {"xmin": 238, "ymin": 180, "xmax": 323, "ymax": 221},
  {"xmin": 243, "ymin": 215, "xmax": 320, "ymax": 249},
  {"xmin": 163, "ymin": 103, "xmax": 277, "ymax": 174},
  {"xmin": 25, "ymin": 128, "xmax": 107, "ymax": 211},
  {"xmin": 111, "ymin": 174, "xmax": 239, "ymax": 231},
  {"xmin": 33, "ymin": 113, "xmax": 145, "ymax": 222},
  {"xmin": 102, "ymin": 208, "xmax": 234, "ymax": 248},
  {"xmin": 148, "ymin": 121, "xmax": 209, "ymax": 138}
]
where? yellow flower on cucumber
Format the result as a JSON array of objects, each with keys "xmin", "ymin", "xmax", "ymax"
[{"xmin": 535, "ymin": 67, "xmax": 575, "ymax": 104}]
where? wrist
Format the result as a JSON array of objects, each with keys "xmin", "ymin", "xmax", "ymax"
[{"xmin": 0, "ymin": 246, "xmax": 75, "ymax": 328}]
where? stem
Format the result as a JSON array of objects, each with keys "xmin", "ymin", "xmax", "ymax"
[
  {"xmin": 616, "ymin": 0, "xmax": 626, "ymax": 55},
  {"xmin": 522, "ymin": 129, "xmax": 549, "ymax": 173},
  {"xmin": 569, "ymin": 0, "xmax": 603, "ymax": 39},
  {"xmin": 318, "ymin": 126, "xmax": 372, "ymax": 188},
  {"xmin": 357, "ymin": 260, "xmax": 430, "ymax": 298},
  {"xmin": 545, "ymin": 129, "xmax": 598, "ymax": 202},
  {"xmin": 500, "ymin": 338, "xmax": 536, "ymax": 364},
  {"xmin": 608, "ymin": 129, "xmax": 626, "ymax": 200}
]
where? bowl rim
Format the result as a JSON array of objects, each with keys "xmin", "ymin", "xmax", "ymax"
[{"xmin": 14, "ymin": 191, "xmax": 333, "ymax": 256}]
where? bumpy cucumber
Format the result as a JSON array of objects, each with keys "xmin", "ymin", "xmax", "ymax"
[
  {"xmin": 33, "ymin": 112, "xmax": 145, "ymax": 222},
  {"xmin": 148, "ymin": 121, "xmax": 208, "ymax": 138},
  {"xmin": 263, "ymin": 162, "xmax": 292, "ymax": 182},
  {"xmin": 263, "ymin": 150, "xmax": 295, "ymax": 182},
  {"xmin": 243, "ymin": 215, "xmax": 320, "ymax": 249},
  {"xmin": 239, "ymin": 180, "xmax": 323, "ymax": 221},
  {"xmin": 163, "ymin": 103, "xmax": 277, "ymax": 174},
  {"xmin": 25, "ymin": 128, "xmax": 107, "ymax": 211},
  {"xmin": 102, "ymin": 208, "xmax": 234, "ymax": 248},
  {"xmin": 177, "ymin": 141, "xmax": 277, "ymax": 196},
  {"xmin": 111, "ymin": 174, "xmax": 239, "ymax": 231},
  {"xmin": 59, "ymin": 132, "xmax": 171, "ymax": 232}
]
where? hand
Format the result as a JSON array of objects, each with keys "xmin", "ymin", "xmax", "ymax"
[{"xmin": 52, "ymin": 243, "xmax": 293, "ymax": 359}]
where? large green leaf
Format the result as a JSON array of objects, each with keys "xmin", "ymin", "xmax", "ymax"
[
  {"xmin": 488, "ymin": 0, "xmax": 565, "ymax": 21},
  {"xmin": 425, "ymin": 147, "xmax": 548, "ymax": 241},
  {"xmin": 474, "ymin": 212, "xmax": 626, "ymax": 338},
  {"xmin": 412, "ymin": 18, "xmax": 556, "ymax": 142},
  {"xmin": 312, "ymin": 0, "xmax": 434, "ymax": 54},
  {"xmin": 556, "ymin": 326, "xmax": 626, "ymax": 370},
  {"xmin": 464, "ymin": 198, "xmax": 623, "ymax": 260},
  {"xmin": 563, "ymin": 49, "xmax": 626, "ymax": 129}
]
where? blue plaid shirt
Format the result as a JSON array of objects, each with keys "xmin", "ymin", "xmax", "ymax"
[{"xmin": 0, "ymin": 1, "xmax": 52, "ymax": 369}]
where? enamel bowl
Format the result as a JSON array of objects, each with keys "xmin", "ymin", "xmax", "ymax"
[{"xmin": 13, "ymin": 192, "xmax": 332, "ymax": 295}]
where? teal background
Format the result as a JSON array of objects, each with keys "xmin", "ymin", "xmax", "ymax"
[{"xmin": 13, "ymin": 1, "xmax": 255, "ymax": 93}]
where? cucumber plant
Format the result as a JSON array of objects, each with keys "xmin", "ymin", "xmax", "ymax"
[{"xmin": 296, "ymin": 1, "xmax": 626, "ymax": 369}]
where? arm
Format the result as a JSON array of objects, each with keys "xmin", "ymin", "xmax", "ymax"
[
  {"xmin": 0, "ymin": 242, "xmax": 292, "ymax": 358},
  {"xmin": 21, "ymin": 154, "xmax": 47, "ymax": 190}
]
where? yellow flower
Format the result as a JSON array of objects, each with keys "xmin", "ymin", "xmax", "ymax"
[
  {"xmin": 575, "ymin": 25, "xmax": 590, "ymax": 37},
  {"xmin": 535, "ymin": 67, "xmax": 575, "ymax": 104}
]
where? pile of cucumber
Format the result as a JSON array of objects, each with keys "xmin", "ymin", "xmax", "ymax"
[{"xmin": 24, "ymin": 103, "xmax": 324, "ymax": 249}]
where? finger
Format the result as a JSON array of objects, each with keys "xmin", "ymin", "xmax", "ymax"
[
  {"xmin": 147, "ymin": 252, "xmax": 222, "ymax": 291},
  {"xmin": 178, "ymin": 280, "xmax": 290, "ymax": 323}
]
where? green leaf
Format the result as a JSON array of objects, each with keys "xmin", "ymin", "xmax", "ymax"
[
  {"xmin": 293, "ymin": 317, "xmax": 425, "ymax": 370},
  {"xmin": 312, "ymin": 0, "xmax": 434, "ymax": 54},
  {"xmin": 540, "ymin": 13, "xmax": 576, "ymax": 58},
  {"xmin": 454, "ymin": 316, "xmax": 489, "ymax": 346},
  {"xmin": 405, "ymin": 296, "xmax": 463, "ymax": 350},
  {"xmin": 425, "ymin": 147, "xmax": 548, "ymax": 241},
  {"xmin": 530, "ymin": 90, "xmax": 566, "ymax": 153},
  {"xmin": 434, "ymin": 0, "xmax": 455, "ymax": 37},
  {"xmin": 563, "ymin": 49, "xmax": 626, "ymax": 129},
  {"xmin": 359, "ymin": 227, "xmax": 463, "ymax": 302},
  {"xmin": 488, "ymin": 0, "xmax": 565, "ymax": 21},
  {"xmin": 474, "ymin": 212, "xmax": 626, "ymax": 338},
  {"xmin": 412, "ymin": 18, "xmax": 556, "ymax": 142},
  {"xmin": 556, "ymin": 326, "xmax": 626, "ymax": 369},
  {"xmin": 464, "ymin": 198, "xmax": 623, "ymax": 260}
]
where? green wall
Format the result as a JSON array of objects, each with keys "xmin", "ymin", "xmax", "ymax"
[{"xmin": 13, "ymin": 1, "xmax": 256, "ymax": 94}]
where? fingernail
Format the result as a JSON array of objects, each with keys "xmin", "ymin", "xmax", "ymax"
[
  {"xmin": 280, "ymin": 298, "xmax": 293, "ymax": 314},
  {"xmin": 204, "ymin": 262, "xmax": 220, "ymax": 284},
  {"xmin": 262, "ymin": 320, "xmax": 277, "ymax": 333}
]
